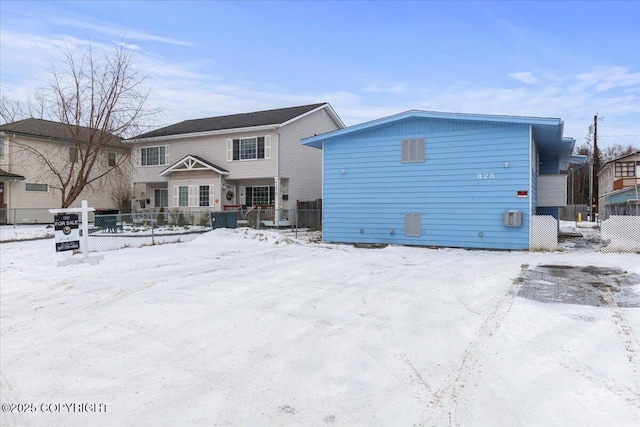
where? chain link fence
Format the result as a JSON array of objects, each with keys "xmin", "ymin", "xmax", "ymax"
[
  {"xmin": 1, "ymin": 207, "xmax": 322, "ymax": 251},
  {"xmin": 600, "ymin": 216, "xmax": 640, "ymax": 253}
]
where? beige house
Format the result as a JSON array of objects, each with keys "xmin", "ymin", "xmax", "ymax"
[
  {"xmin": 597, "ymin": 150, "xmax": 640, "ymax": 218},
  {"xmin": 130, "ymin": 103, "xmax": 344, "ymax": 224},
  {"xmin": 0, "ymin": 118, "xmax": 130, "ymax": 223}
]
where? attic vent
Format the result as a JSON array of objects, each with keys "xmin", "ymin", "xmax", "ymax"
[{"xmin": 402, "ymin": 138, "xmax": 426, "ymax": 163}]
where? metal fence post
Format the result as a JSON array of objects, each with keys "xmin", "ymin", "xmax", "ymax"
[{"xmin": 257, "ymin": 208, "xmax": 261, "ymax": 229}]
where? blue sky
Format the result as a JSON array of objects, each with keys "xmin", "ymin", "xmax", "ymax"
[{"xmin": 1, "ymin": 0, "xmax": 639, "ymax": 148}]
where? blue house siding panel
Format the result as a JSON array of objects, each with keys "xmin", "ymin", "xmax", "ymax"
[
  {"xmin": 336, "ymin": 116, "xmax": 522, "ymax": 142},
  {"xmin": 539, "ymin": 155, "xmax": 560, "ymax": 175},
  {"xmin": 323, "ymin": 124, "xmax": 532, "ymax": 250},
  {"xmin": 609, "ymin": 188, "xmax": 640, "ymax": 204}
]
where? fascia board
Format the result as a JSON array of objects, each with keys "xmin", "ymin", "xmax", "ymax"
[
  {"xmin": 302, "ymin": 110, "xmax": 563, "ymax": 148},
  {"xmin": 128, "ymin": 124, "xmax": 278, "ymax": 144}
]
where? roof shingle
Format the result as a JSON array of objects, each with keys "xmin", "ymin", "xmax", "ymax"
[
  {"xmin": 0, "ymin": 118, "xmax": 124, "ymax": 147},
  {"xmin": 133, "ymin": 103, "xmax": 326, "ymax": 139}
]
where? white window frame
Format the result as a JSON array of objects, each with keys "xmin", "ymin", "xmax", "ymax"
[
  {"xmin": 199, "ymin": 185, "xmax": 216, "ymax": 207},
  {"xmin": 227, "ymin": 135, "xmax": 271, "ymax": 162},
  {"xmin": 154, "ymin": 189, "xmax": 168, "ymax": 208},
  {"xmin": 26, "ymin": 183, "xmax": 49, "ymax": 192},
  {"xmin": 141, "ymin": 145, "xmax": 170, "ymax": 167},
  {"xmin": 173, "ymin": 184, "xmax": 214, "ymax": 207},
  {"xmin": 0, "ymin": 138, "xmax": 4, "ymax": 158}
]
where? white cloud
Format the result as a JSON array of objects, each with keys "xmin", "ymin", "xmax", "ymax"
[
  {"xmin": 52, "ymin": 16, "xmax": 195, "ymax": 47},
  {"xmin": 509, "ymin": 72, "xmax": 539, "ymax": 85},
  {"xmin": 365, "ymin": 83, "xmax": 408, "ymax": 94}
]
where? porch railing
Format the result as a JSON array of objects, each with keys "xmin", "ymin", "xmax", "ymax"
[{"xmin": 613, "ymin": 177, "xmax": 640, "ymax": 190}]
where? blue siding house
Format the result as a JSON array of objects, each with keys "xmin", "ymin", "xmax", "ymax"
[{"xmin": 302, "ymin": 111, "xmax": 586, "ymax": 250}]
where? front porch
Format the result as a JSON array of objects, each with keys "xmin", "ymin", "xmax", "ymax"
[{"xmin": 223, "ymin": 204, "xmax": 291, "ymax": 228}]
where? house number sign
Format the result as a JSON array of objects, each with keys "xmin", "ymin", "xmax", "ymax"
[{"xmin": 477, "ymin": 173, "xmax": 495, "ymax": 179}]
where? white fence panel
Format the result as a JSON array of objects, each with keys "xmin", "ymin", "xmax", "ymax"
[
  {"xmin": 531, "ymin": 215, "xmax": 557, "ymax": 251},
  {"xmin": 601, "ymin": 216, "xmax": 640, "ymax": 253}
]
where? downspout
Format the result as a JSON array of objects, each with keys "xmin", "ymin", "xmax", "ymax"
[
  {"xmin": 274, "ymin": 126, "xmax": 281, "ymax": 224},
  {"xmin": 529, "ymin": 126, "xmax": 533, "ymax": 250}
]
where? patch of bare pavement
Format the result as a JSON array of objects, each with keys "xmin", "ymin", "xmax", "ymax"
[{"xmin": 518, "ymin": 265, "xmax": 640, "ymax": 308}]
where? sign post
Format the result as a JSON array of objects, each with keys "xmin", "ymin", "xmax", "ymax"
[{"xmin": 49, "ymin": 200, "xmax": 104, "ymax": 266}]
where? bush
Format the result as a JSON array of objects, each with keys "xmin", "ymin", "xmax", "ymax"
[
  {"xmin": 177, "ymin": 212, "xmax": 187, "ymax": 227},
  {"xmin": 157, "ymin": 207, "xmax": 166, "ymax": 226},
  {"xmin": 199, "ymin": 213, "xmax": 210, "ymax": 227}
]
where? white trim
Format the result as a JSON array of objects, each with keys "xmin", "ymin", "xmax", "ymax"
[
  {"xmin": 129, "ymin": 104, "xmax": 345, "ymax": 144},
  {"xmin": 208, "ymin": 184, "xmax": 215, "ymax": 207},
  {"xmin": 140, "ymin": 145, "xmax": 170, "ymax": 167},
  {"xmin": 188, "ymin": 185, "xmax": 198, "ymax": 207},
  {"xmin": 265, "ymin": 135, "xmax": 271, "ymax": 160},
  {"xmin": 529, "ymin": 126, "xmax": 533, "ymax": 249},
  {"xmin": 160, "ymin": 155, "xmax": 229, "ymax": 177},
  {"xmin": 129, "ymin": 125, "xmax": 278, "ymax": 144},
  {"xmin": 230, "ymin": 135, "xmax": 271, "ymax": 162},
  {"xmin": 279, "ymin": 104, "xmax": 346, "ymax": 129}
]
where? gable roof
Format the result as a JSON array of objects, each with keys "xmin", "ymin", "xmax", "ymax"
[
  {"xmin": 159, "ymin": 155, "xmax": 229, "ymax": 177},
  {"xmin": 132, "ymin": 103, "xmax": 341, "ymax": 140},
  {"xmin": 303, "ymin": 110, "xmax": 567, "ymax": 148},
  {"xmin": 597, "ymin": 150, "xmax": 640, "ymax": 176},
  {"xmin": 0, "ymin": 168, "xmax": 25, "ymax": 181},
  {"xmin": 0, "ymin": 118, "xmax": 124, "ymax": 147},
  {"xmin": 302, "ymin": 110, "xmax": 585, "ymax": 172}
]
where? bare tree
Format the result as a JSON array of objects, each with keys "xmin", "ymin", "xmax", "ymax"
[
  {"xmin": 110, "ymin": 179, "xmax": 133, "ymax": 214},
  {"xmin": 0, "ymin": 95, "xmax": 29, "ymax": 124},
  {"xmin": 3, "ymin": 41, "xmax": 159, "ymax": 208},
  {"xmin": 601, "ymin": 143, "xmax": 639, "ymax": 162}
]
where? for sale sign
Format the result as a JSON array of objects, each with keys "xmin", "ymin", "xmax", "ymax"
[{"xmin": 54, "ymin": 213, "xmax": 80, "ymax": 252}]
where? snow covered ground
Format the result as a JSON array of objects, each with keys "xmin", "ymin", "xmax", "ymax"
[{"xmin": 1, "ymin": 223, "xmax": 639, "ymax": 426}]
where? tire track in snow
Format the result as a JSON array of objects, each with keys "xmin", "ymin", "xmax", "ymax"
[
  {"xmin": 419, "ymin": 264, "xmax": 528, "ymax": 427},
  {"xmin": 596, "ymin": 273, "xmax": 640, "ymax": 404},
  {"xmin": 599, "ymin": 289, "xmax": 640, "ymax": 374}
]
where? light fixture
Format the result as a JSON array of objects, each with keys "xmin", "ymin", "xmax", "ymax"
[{"xmin": 504, "ymin": 162, "xmax": 510, "ymax": 168}]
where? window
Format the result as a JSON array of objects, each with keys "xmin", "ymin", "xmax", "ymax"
[
  {"xmin": 69, "ymin": 147, "xmax": 79, "ymax": 163},
  {"xmin": 402, "ymin": 138, "xmax": 426, "ymax": 163},
  {"xmin": 0, "ymin": 138, "xmax": 4, "ymax": 157},
  {"xmin": 615, "ymin": 161, "xmax": 636, "ymax": 177},
  {"xmin": 228, "ymin": 136, "xmax": 270, "ymax": 161},
  {"xmin": 26, "ymin": 183, "xmax": 48, "ymax": 192},
  {"xmin": 245, "ymin": 186, "xmax": 275, "ymax": 206},
  {"xmin": 173, "ymin": 185, "xmax": 213, "ymax": 207},
  {"xmin": 199, "ymin": 185, "xmax": 210, "ymax": 207},
  {"xmin": 108, "ymin": 152, "xmax": 116, "ymax": 167},
  {"xmin": 404, "ymin": 213, "xmax": 421, "ymax": 237},
  {"xmin": 154, "ymin": 189, "xmax": 168, "ymax": 208},
  {"xmin": 141, "ymin": 146, "xmax": 169, "ymax": 166},
  {"xmin": 178, "ymin": 186, "xmax": 189, "ymax": 207}
]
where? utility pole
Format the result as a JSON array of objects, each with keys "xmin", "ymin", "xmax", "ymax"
[{"xmin": 592, "ymin": 114, "xmax": 599, "ymax": 220}]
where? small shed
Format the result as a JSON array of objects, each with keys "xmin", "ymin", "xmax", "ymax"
[{"xmin": 302, "ymin": 111, "xmax": 586, "ymax": 250}]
